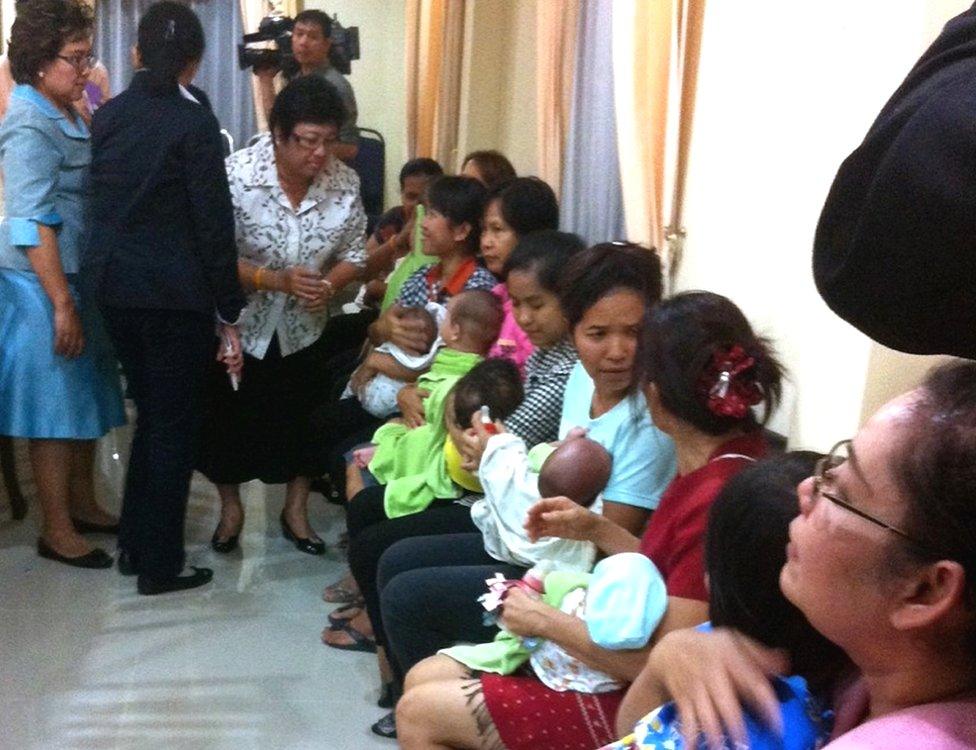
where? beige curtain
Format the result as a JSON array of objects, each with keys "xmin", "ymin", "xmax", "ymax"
[
  {"xmin": 535, "ymin": 0, "xmax": 579, "ymax": 197},
  {"xmin": 405, "ymin": 0, "xmax": 467, "ymax": 166},
  {"xmin": 612, "ymin": 0, "xmax": 706, "ymax": 284}
]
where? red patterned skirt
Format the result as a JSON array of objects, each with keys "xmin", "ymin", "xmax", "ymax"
[{"xmin": 481, "ymin": 673, "xmax": 625, "ymax": 749}]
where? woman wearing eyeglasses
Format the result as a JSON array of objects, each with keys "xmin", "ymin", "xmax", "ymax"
[
  {"xmin": 196, "ymin": 74, "xmax": 366, "ymax": 557},
  {"xmin": 622, "ymin": 360, "xmax": 976, "ymax": 749},
  {"xmin": 0, "ymin": 0, "xmax": 125, "ymax": 569},
  {"xmin": 86, "ymin": 2, "xmax": 246, "ymax": 594}
]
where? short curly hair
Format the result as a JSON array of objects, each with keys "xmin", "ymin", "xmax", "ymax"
[{"xmin": 8, "ymin": 0, "xmax": 93, "ymax": 85}]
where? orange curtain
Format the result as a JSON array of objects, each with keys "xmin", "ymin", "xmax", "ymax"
[
  {"xmin": 535, "ymin": 0, "xmax": 579, "ymax": 198},
  {"xmin": 406, "ymin": 0, "xmax": 467, "ymax": 166},
  {"xmin": 612, "ymin": 0, "xmax": 705, "ymax": 284},
  {"xmin": 666, "ymin": 0, "xmax": 706, "ymax": 284}
]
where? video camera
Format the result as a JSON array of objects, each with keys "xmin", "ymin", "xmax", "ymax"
[{"xmin": 238, "ymin": 12, "xmax": 360, "ymax": 76}]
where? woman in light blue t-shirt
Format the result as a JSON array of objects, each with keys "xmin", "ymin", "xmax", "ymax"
[{"xmin": 552, "ymin": 245, "xmax": 676, "ymax": 533}]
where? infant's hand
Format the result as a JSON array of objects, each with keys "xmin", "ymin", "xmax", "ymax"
[
  {"xmin": 352, "ymin": 446, "xmax": 377, "ymax": 469},
  {"xmin": 349, "ymin": 364, "xmax": 373, "ymax": 395}
]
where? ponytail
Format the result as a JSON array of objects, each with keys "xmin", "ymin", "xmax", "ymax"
[{"xmin": 137, "ymin": 1, "xmax": 204, "ymax": 90}]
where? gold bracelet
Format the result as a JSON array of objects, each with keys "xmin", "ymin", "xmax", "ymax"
[{"xmin": 254, "ymin": 266, "xmax": 265, "ymax": 291}]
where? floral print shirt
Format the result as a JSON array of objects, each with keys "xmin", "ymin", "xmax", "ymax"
[{"xmin": 226, "ymin": 134, "xmax": 366, "ymax": 358}]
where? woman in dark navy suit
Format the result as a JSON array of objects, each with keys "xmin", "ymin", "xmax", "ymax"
[{"xmin": 86, "ymin": 2, "xmax": 246, "ymax": 595}]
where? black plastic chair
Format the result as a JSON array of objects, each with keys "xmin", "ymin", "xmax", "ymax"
[{"xmin": 350, "ymin": 127, "xmax": 386, "ymax": 237}]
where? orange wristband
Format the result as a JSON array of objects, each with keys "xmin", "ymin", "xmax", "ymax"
[{"xmin": 254, "ymin": 266, "xmax": 266, "ymax": 290}]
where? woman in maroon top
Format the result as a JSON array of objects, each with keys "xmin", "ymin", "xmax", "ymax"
[{"xmin": 396, "ymin": 291, "xmax": 784, "ymax": 750}]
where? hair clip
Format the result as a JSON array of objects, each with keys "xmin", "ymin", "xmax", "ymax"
[{"xmin": 698, "ymin": 345, "xmax": 763, "ymax": 419}]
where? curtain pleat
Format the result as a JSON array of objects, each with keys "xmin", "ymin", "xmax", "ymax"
[
  {"xmin": 666, "ymin": 0, "xmax": 706, "ymax": 283},
  {"xmin": 612, "ymin": 0, "xmax": 671, "ymax": 252},
  {"xmin": 535, "ymin": 0, "xmax": 579, "ymax": 198},
  {"xmin": 559, "ymin": 0, "xmax": 626, "ymax": 247},
  {"xmin": 405, "ymin": 0, "xmax": 465, "ymax": 166}
]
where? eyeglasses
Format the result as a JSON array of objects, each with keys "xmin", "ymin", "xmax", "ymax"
[
  {"xmin": 289, "ymin": 132, "xmax": 339, "ymax": 152},
  {"xmin": 813, "ymin": 439, "xmax": 928, "ymax": 549},
  {"xmin": 57, "ymin": 53, "xmax": 96, "ymax": 72}
]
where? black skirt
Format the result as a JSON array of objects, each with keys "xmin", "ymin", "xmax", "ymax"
[{"xmin": 197, "ymin": 311, "xmax": 378, "ymax": 485}]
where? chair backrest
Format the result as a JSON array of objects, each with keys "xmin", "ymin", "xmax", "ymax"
[{"xmin": 350, "ymin": 127, "xmax": 386, "ymax": 234}]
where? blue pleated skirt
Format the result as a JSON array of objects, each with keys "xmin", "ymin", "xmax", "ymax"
[{"xmin": 0, "ymin": 268, "xmax": 126, "ymax": 439}]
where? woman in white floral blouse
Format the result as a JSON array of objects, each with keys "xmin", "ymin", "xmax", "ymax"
[{"xmin": 198, "ymin": 76, "xmax": 367, "ymax": 556}]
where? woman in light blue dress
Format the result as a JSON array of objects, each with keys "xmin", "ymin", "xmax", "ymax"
[{"xmin": 0, "ymin": 0, "xmax": 125, "ymax": 568}]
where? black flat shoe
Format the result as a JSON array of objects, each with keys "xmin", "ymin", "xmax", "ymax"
[
  {"xmin": 70, "ymin": 517, "xmax": 120, "ymax": 535},
  {"xmin": 137, "ymin": 566, "xmax": 213, "ymax": 596},
  {"xmin": 117, "ymin": 549, "xmax": 139, "ymax": 576},
  {"xmin": 370, "ymin": 711, "xmax": 397, "ymax": 739},
  {"xmin": 37, "ymin": 538, "xmax": 113, "ymax": 569},
  {"xmin": 377, "ymin": 681, "xmax": 395, "ymax": 709},
  {"xmin": 210, "ymin": 524, "xmax": 240, "ymax": 554},
  {"xmin": 280, "ymin": 513, "xmax": 325, "ymax": 555}
]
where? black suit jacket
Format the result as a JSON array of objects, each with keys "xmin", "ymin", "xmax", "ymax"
[{"xmin": 86, "ymin": 71, "xmax": 245, "ymax": 321}]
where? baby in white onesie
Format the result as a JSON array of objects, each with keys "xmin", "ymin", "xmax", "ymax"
[{"xmin": 341, "ymin": 303, "xmax": 445, "ymax": 418}]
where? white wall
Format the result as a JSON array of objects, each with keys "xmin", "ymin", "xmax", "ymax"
[
  {"xmin": 304, "ymin": 0, "xmax": 407, "ymax": 205},
  {"xmin": 676, "ymin": 0, "xmax": 971, "ymax": 449}
]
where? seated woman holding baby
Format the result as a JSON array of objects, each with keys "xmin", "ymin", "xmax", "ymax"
[
  {"xmin": 307, "ymin": 175, "xmax": 497, "ymax": 506},
  {"xmin": 395, "ymin": 291, "xmax": 785, "ymax": 749}
]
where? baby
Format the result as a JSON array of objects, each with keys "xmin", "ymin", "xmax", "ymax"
[
  {"xmin": 535, "ymin": 437, "xmax": 612, "ymax": 509},
  {"xmin": 443, "ymin": 359, "xmax": 525, "ymax": 494},
  {"xmin": 470, "ymin": 431, "xmax": 612, "ymax": 572},
  {"xmin": 342, "ymin": 304, "xmax": 442, "ymax": 419},
  {"xmin": 367, "ymin": 290, "xmax": 510, "ymax": 519}
]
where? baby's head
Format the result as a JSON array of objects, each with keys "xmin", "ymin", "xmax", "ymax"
[
  {"xmin": 441, "ymin": 289, "xmax": 505, "ymax": 356},
  {"xmin": 706, "ymin": 451, "xmax": 848, "ymax": 689},
  {"xmin": 447, "ymin": 358, "xmax": 523, "ymax": 437},
  {"xmin": 537, "ymin": 437, "xmax": 612, "ymax": 508},
  {"xmin": 399, "ymin": 306, "xmax": 438, "ymax": 352}
]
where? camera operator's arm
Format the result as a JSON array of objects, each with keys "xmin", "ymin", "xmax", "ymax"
[
  {"xmin": 334, "ymin": 142, "xmax": 358, "ymax": 162},
  {"xmin": 254, "ymin": 64, "xmax": 279, "ymax": 122},
  {"xmin": 333, "ymin": 77, "xmax": 359, "ymax": 162}
]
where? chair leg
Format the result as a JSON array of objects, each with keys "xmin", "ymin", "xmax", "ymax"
[{"xmin": 0, "ymin": 436, "xmax": 27, "ymax": 520}]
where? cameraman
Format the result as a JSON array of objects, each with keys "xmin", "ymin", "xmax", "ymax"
[{"xmin": 255, "ymin": 9, "xmax": 358, "ymax": 161}]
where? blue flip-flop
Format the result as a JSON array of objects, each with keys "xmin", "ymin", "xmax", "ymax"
[{"xmin": 322, "ymin": 621, "xmax": 377, "ymax": 653}]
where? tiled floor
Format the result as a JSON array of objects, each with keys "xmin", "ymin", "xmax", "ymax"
[{"xmin": 0, "ymin": 438, "xmax": 392, "ymax": 750}]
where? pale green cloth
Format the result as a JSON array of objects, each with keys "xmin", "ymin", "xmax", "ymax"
[
  {"xmin": 439, "ymin": 571, "xmax": 590, "ymax": 674},
  {"xmin": 380, "ymin": 204, "xmax": 435, "ymax": 312}
]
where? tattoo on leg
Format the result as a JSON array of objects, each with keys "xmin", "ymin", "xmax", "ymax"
[{"xmin": 461, "ymin": 678, "xmax": 505, "ymax": 750}]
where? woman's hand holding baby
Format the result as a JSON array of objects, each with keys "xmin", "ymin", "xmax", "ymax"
[
  {"xmin": 388, "ymin": 304, "xmax": 433, "ymax": 354},
  {"xmin": 524, "ymin": 496, "xmax": 599, "ymax": 543},
  {"xmin": 397, "ymin": 383, "xmax": 428, "ymax": 428},
  {"xmin": 498, "ymin": 588, "xmax": 553, "ymax": 639},
  {"xmin": 647, "ymin": 627, "xmax": 788, "ymax": 749}
]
